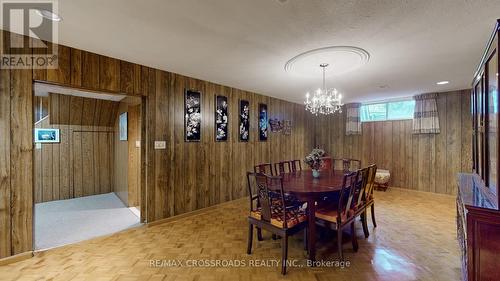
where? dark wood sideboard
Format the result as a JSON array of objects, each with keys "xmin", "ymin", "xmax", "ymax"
[
  {"xmin": 457, "ymin": 174, "xmax": 500, "ymax": 281},
  {"xmin": 458, "ymin": 19, "xmax": 500, "ymax": 281}
]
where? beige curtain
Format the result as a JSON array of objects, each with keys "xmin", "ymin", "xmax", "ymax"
[
  {"xmin": 345, "ymin": 103, "xmax": 362, "ymax": 135},
  {"xmin": 413, "ymin": 93, "xmax": 440, "ymax": 134}
]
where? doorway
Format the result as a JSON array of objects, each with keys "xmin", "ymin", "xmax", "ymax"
[{"xmin": 33, "ymin": 82, "xmax": 143, "ymax": 250}]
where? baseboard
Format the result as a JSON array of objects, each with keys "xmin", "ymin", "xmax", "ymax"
[
  {"xmin": 147, "ymin": 197, "xmax": 247, "ymax": 227},
  {"xmin": 387, "ymin": 186, "xmax": 456, "ymax": 198},
  {"xmin": 0, "ymin": 251, "xmax": 33, "ymax": 266}
]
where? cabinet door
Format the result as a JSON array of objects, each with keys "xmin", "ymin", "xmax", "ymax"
[
  {"xmin": 487, "ymin": 50, "xmax": 498, "ymax": 196},
  {"xmin": 472, "ymin": 88, "xmax": 478, "ymax": 173},
  {"xmin": 475, "ymin": 78, "xmax": 485, "ymax": 180}
]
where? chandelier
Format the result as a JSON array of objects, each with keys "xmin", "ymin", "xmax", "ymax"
[{"xmin": 304, "ymin": 63, "xmax": 343, "ymax": 115}]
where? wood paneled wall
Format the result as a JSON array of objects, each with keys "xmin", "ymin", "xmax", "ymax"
[
  {"xmin": 0, "ymin": 30, "xmax": 315, "ymax": 259},
  {"xmin": 114, "ymin": 100, "xmax": 141, "ymax": 207},
  {"xmin": 128, "ymin": 105, "xmax": 141, "ymax": 207},
  {"xmin": 145, "ymin": 73, "xmax": 315, "ymax": 220},
  {"xmin": 315, "ymin": 90, "xmax": 472, "ymax": 195},
  {"xmin": 34, "ymin": 94, "xmax": 118, "ymax": 203}
]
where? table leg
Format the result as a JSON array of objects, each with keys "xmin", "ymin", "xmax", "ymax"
[{"xmin": 307, "ymin": 198, "xmax": 316, "ymax": 263}]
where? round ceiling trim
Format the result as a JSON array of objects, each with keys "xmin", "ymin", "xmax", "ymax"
[{"xmin": 284, "ymin": 46, "xmax": 370, "ymax": 76}]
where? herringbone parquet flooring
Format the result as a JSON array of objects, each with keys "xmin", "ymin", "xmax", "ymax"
[{"xmin": 0, "ymin": 188, "xmax": 461, "ymax": 281}]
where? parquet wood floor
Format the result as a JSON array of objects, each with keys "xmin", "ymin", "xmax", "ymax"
[{"xmin": 0, "ymin": 188, "xmax": 460, "ymax": 281}]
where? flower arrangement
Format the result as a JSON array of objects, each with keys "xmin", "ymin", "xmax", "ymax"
[{"xmin": 304, "ymin": 148, "xmax": 325, "ymax": 170}]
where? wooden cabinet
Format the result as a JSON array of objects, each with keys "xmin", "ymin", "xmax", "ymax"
[
  {"xmin": 459, "ymin": 19, "xmax": 500, "ymax": 281},
  {"xmin": 457, "ymin": 174, "xmax": 500, "ymax": 281},
  {"xmin": 471, "ymin": 19, "xmax": 499, "ymax": 203}
]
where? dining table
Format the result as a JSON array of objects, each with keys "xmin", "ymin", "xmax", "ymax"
[{"xmin": 280, "ymin": 169, "xmax": 345, "ymax": 262}]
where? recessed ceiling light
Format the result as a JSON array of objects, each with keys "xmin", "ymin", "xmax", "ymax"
[
  {"xmin": 436, "ymin": 81, "xmax": 449, "ymax": 85},
  {"xmin": 36, "ymin": 9, "xmax": 62, "ymax": 22}
]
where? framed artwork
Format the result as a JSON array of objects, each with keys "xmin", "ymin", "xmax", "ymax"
[
  {"xmin": 239, "ymin": 100, "xmax": 250, "ymax": 142},
  {"xmin": 283, "ymin": 120, "xmax": 292, "ymax": 135},
  {"xmin": 185, "ymin": 89, "xmax": 202, "ymax": 142},
  {"xmin": 119, "ymin": 112, "xmax": 128, "ymax": 141},
  {"xmin": 258, "ymin": 103, "xmax": 268, "ymax": 141},
  {"xmin": 269, "ymin": 118, "xmax": 282, "ymax": 133},
  {"xmin": 34, "ymin": 128, "xmax": 60, "ymax": 143},
  {"xmin": 215, "ymin": 95, "xmax": 229, "ymax": 141}
]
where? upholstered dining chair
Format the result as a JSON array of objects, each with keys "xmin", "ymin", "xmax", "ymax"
[
  {"xmin": 246, "ymin": 171, "xmax": 265, "ymax": 241},
  {"xmin": 332, "ymin": 158, "xmax": 349, "ymax": 172},
  {"xmin": 315, "ymin": 171, "xmax": 363, "ymax": 260},
  {"xmin": 290, "ymin": 160, "xmax": 302, "ymax": 172},
  {"xmin": 254, "ymin": 163, "xmax": 274, "ymax": 175},
  {"xmin": 275, "ymin": 161, "xmax": 292, "ymax": 175},
  {"xmin": 320, "ymin": 157, "xmax": 333, "ymax": 173},
  {"xmin": 246, "ymin": 172, "xmax": 308, "ymax": 275},
  {"xmin": 358, "ymin": 164, "xmax": 377, "ymax": 237},
  {"xmin": 346, "ymin": 158, "xmax": 362, "ymax": 171}
]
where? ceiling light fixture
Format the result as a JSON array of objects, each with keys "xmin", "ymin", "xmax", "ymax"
[
  {"xmin": 304, "ymin": 63, "xmax": 343, "ymax": 115},
  {"xmin": 36, "ymin": 9, "xmax": 62, "ymax": 22},
  {"xmin": 436, "ymin": 81, "xmax": 449, "ymax": 85}
]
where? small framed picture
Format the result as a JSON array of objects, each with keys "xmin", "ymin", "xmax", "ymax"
[
  {"xmin": 239, "ymin": 100, "xmax": 250, "ymax": 142},
  {"xmin": 258, "ymin": 103, "xmax": 268, "ymax": 141},
  {"xmin": 185, "ymin": 89, "xmax": 202, "ymax": 142},
  {"xmin": 34, "ymin": 128, "xmax": 60, "ymax": 143},
  {"xmin": 119, "ymin": 112, "xmax": 128, "ymax": 141},
  {"xmin": 215, "ymin": 95, "xmax": 229, "ymax": 141}
]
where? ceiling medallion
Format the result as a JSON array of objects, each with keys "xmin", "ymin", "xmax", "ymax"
[
  {"xmin": 304, "ymin": 63, "xmax": 343, "ymax": 115},
  {"xmin": 284, "ymin": 46, "xmax": 370, "ymax": 77}
]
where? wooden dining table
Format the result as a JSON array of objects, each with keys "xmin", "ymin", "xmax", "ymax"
[{"xmin": 280, "ymin": 169, "xmax": 345, "ymax": 262}]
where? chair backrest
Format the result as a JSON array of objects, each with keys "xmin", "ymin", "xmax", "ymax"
[
  {"xmin": 355, "ymin": 167, "xmax": 370, "ymax": 207},
  {"xmin": 275, "ymin": 161, "xmax": 291, "ymax": 175},
  {"xmin": 363, "ymin": 164, "xmax": 377, "ymax": 201},
  {"xmin": 254, "ymin": 163, "xmax": 274, "ymax": 175},
  {"xmin": 254, "ymin": 173, "xmax": 288, "ymax": 226},
  {"xmin": 347, "ymin": 159, "xmax": 362, "ymax": 171},
  {"xmin": 320, "ymin": 157, "xmax": 333, "ymax": 172},
  {"xmin": 336, "ymin": 171, "xmax": 360, "ymax": 221},
  {"xmin": 333, "ymin": 158, "xmax": 349, "ymax": 172},
  {"xmin": 290, "ymin": 160, "xmax": 302, "ymax": 172},
  {"xmin": 246, "ymin": 172, "xmax": 260, "ymax": 212}
]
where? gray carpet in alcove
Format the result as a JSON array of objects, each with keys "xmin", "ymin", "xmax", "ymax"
[{"xmin": 35, "ymin": 192, "xmax": 141, "ymax": 250}]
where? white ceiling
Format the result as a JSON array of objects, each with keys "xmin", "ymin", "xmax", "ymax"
[{"xmin": 6, "ymin": 0, "xmax": 500, "ymax": 103}]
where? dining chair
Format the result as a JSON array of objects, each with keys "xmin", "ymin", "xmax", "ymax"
[
  {"xmin": 254, "ymin": 163, "xmax": 274, "ymax": 175},
  {"xmin": 358, "ymin": 164, "xmax": 377, "ymax": 237},
  {"xmin": 333, "ymin": 158, "xmax": 349, "ymax": 172},
  {"xmin": 290, "ymin": 160, "xmax": 302, "ymax": 172},
  {"xmin": 315, "ymin": 171, "xmax": 363, "ymax": 260},
  {"xmin": 320, "ymin": 157, "xmax": 333, "ymax": 173},
  {"xmin": 346, "ymin": 158, "xmax": 362, "ymax": 171},
  {"xmin": 247, "ymin": 172, "xmax": 308, "ymax": 275},
  {"xmin": 246, "ymin": 171, "xmax": 265, "ymax": 241},
  {"xmin": 275, "ymin": 161, "xmax": 292, "ymax": 175}
]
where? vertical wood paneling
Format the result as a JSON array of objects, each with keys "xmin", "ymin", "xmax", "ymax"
[
  {"xmin": 81, "ymin": 51, "xmax": 99, "ymax": 89},
  {"xmin": 446, "ymin": 92, "xmax": 462, "ymax": 194},
  {"xmin": 1, "ymin": 30, "xmax": 315, "ymax": 259},
  {"xmin": 0, "ymin": 31, "xmax": 12, "ymax": 257},
  {"xmin": 47, "ymin": 44, "xmax": 71, "ymax": 85},
  {"xmin": 99, "ymin": 56, "xmax": 120, "ymax": 92},
  {"xmin": 316, "ymin": 90, "xmax": 471, "ymax": 195},
  {"xmin": 70, "ymin": 49, "xmax": 82, "ymax": 87},
  {"xmin": 10, "ymin": 57, "xmax": 33, "ymax": 254}
]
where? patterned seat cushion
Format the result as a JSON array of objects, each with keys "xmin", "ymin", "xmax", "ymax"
[
  {"xmin": 315, "ymin": 208, "xmax": 355, "ymax": 223},
  {"xmin": 375, "ymin": 169, "xmax": 391, "ymax": 184},
  {"xmin": 249, "ymin": 208, "xmax": 307, "ymax": 229}
]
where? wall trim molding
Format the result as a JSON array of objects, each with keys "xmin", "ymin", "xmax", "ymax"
[
  {"xmin": 0, "ymin": 251, "xmax": 33, "ymax": 266},
  {"xmin": 147, "ymin": 197, "xmax": 247, "ymax": 227}
]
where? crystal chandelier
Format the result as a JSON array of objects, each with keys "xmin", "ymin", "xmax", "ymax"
[{"xmin": 304, "ymin": 63, "xmax": 343, "ymax": 115}]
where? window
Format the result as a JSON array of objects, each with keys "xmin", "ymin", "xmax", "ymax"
[{"xmin": 360, "ymin": 100, "xmax": 415, "ymax": 122}]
